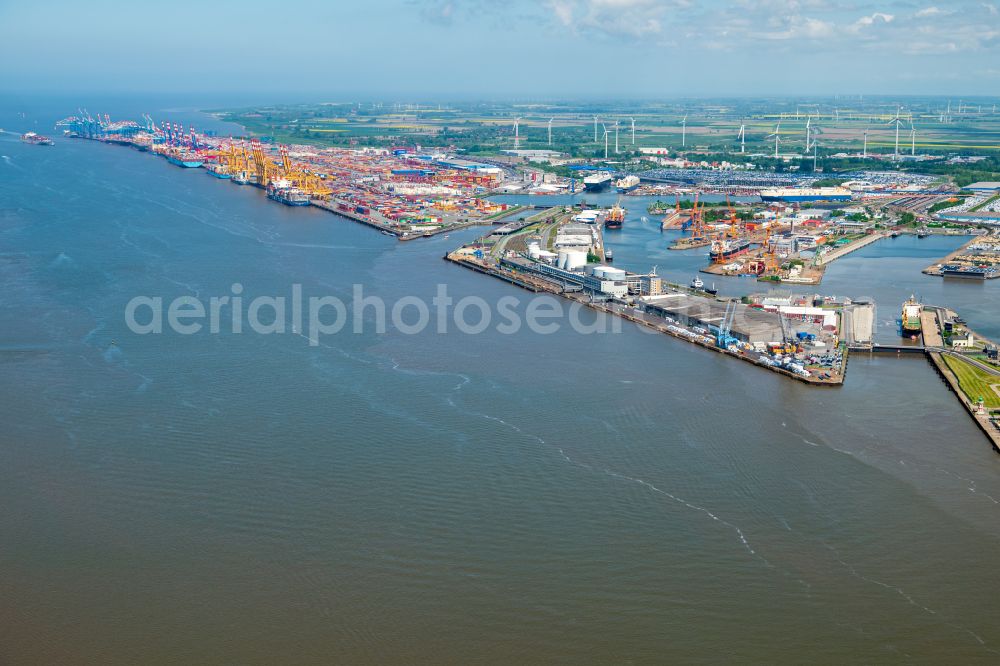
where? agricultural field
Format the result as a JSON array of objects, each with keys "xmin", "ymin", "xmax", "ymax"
[
  {"xmin": 943, "ymin": 354, "xmax": 1000, "ymax": 410},
  {"xmin": 215, "ymin": 97, "xmax": 1000, "ymax": 153},
  {"xmin": 212, "ymin": 97, "xmax": 1000, "ymax": 183}
]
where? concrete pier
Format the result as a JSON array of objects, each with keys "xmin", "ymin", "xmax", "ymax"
[{"xmin": 927, "ymin": 352, "xmax": 1000, "ymax": 454}]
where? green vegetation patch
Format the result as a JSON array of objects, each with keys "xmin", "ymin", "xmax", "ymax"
[{"xmin": 942, "ymin": 354, "xmax": 1000, "ymax": 409}]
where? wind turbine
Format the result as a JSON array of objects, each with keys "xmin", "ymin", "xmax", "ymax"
[
  {"xmin": 548, "ymin": 117, "xmax": 553, "ymax": 146},
  {"xmin": 863, "ymin": 126, "xmax": 869, "ymax": 158},
  {"xmin": 614, "ymin": 120, "xmax": 619, "ymax": 154},
  {"xmin": 805, "ymin": 116, "xmax": 812, "ymax": 153},
  {"xmin": 594, "ymin": 115, "xmax": 599, "ymax": 143},
  {"xmin": 681, "ymin": 115, "xmax": 687, "ymax": 148},
  {"xmin": 630, "ymin": 117, "xmax": 635, "ymax": 145},
  {"xmin": 888, "ymin": 107, "xmax": 905, "ymax": 160},
  {"xmin": 737, "ymin": 122, "xmax": 746, "ymax": 153},
  {"xmin": 767, "ymin": 122, "xmax": 781, "ymax": 158},
  {"xmin": 910, "ymin": 123, "xmax": 916, "ymax": 156},
  {"xmin": 808, "ymin": 118, "xmax": 822, "ymax": 170},
  {"xmin": 602, "ymin": 124, "xmax": 609, "ymax": 159}
]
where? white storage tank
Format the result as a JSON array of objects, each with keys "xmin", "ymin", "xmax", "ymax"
[
  {"xmin": 563, "ymin": 250, "xmax": 588, "ymax": 271},
  {"xmin": 537, "ymin": 250, "xmax": 557, "ymax": 264}
]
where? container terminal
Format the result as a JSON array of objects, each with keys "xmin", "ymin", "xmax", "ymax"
[{"xmin": 55, "ymin": 112, "xmax": 516, "ymax": 239}]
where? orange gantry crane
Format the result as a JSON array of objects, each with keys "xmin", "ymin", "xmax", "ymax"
[
  {"xmin": 278, "ymin": 145, "xmax": 332, "ymax": 199},
  {"xmin": 250, "ymin": 138, "xmax": 275, "ymax": 187}
]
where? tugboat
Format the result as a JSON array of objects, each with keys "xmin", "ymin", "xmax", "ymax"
[
  {"xmin": 704, "ymin": 283, "xmax": 718, "ymax": 296},
  {"xmin": 690, "ymin": 275, "xmax": 704, "ymax": 290}
]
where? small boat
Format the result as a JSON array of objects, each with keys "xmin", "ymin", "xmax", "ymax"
[
  {"xmin": 605, "ymin": 248, "xmax": 614, "ymax": 262},
  {"xmin": 690, "ymin": 276, "xmax": 704, "ymax": 290}
]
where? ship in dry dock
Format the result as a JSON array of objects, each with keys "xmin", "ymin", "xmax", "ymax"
[{"xmin": 710, "ymin": 237, "xmax": 753, "ymax": 263}]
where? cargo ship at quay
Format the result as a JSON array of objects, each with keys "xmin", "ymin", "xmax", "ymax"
[
  {"xmin": 165, "ymin": 151, "xmax": 204, "ymax": 168},
  {"xmin": 205, "ymin": 163, "xmax": 232, "ymax": 179},
  {"xmin": 615, "ymin": 175, "xmax": 640, "ymax": 193},
  {"xmin": 760, "ymin": 186, "xmax": 852, "ymax": 202},
  {"xmin": 583, "ymin": 171, "xmax": 613, "ymax": 191},
  {"xmin": 266, "ymin": 179, "xmax": 311, "ymax": 206}
]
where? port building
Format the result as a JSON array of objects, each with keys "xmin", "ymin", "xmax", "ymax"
[
  {"xmin": 966, "ymin": 182, "xmax": 1000, "ymax": 192},
  {"xmin": 640, "ymin": 294, "xmax": 784, "ymax": 344}
]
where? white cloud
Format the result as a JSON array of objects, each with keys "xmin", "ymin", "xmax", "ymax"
[
  {"xmin": 852, "ymin": 12, "xmax": 895, "ymax": 29},
  {"xmin": 550, "ymin": 0, "xmax": 575, "ymax": 26},
  {"xmin": 414, "ymin": 0, "xmax": 1000, "ymax": 57},
  {"xmin": 754, "ymin": 15, "xmax": 834, "ymax": 40},
  {"xmin": 543, "ymin": 0, "xmax": 684, "ymax": 38}
]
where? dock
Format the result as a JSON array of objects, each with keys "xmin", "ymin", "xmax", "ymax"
[
  {"xmin": 814, "ymin": 231, "xmax": 889, "ymax": 266},
  {"xmin": 311, "ymin": 199, "xmax": 484, "ymax": 241},
  {"xmin": 444, "ymin": 251, "xmax": 845, "ymax": 387},
  {"xmin": 850, "ymin": 304, "xmax": 1000, "ymax": 452},
  {"xmin": 922, "ymin": 232, "xmax": 1000, "ymax": 278},
  {"xmin": 660, "ymin": 211, "xmax": 689, "ymax": 230},
  {"xmin": 927, "ymin": 351, "xmax": 1000, "ymax": 454}
]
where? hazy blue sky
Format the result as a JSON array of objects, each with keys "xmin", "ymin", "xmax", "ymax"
[{"xmin": 2, "ymin": 0, "xmax": 999, "ymax": 98}]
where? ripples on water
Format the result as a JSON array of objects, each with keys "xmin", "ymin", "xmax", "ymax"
[{"xmin": 0, "ymin": 108, "xmax": 999, "ymax": 664}]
